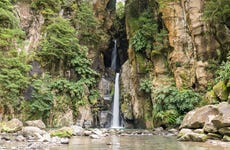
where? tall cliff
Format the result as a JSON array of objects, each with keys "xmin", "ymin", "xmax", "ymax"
[{"xmin": 120, "ymin": 0, "xmax": 229, "ymax": 128}]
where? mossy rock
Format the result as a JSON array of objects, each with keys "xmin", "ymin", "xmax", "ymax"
[
  {"xmin": 223, "ymin": 135, "xmax": 230, "ymax": 142},
  {"xmin": 203, "ymin": 90, "xmax": 218, "ymax": 104},
  {"xmin": 219, "ymin": 127, "xmax": 230, "ymax": 136},
  {"xmin": 207, "ymin": 133, "xmax": 222, "ymax": 140},
  {"xmin": 213, "ymin": 81, "xmax": 229, "ymax": 101},
  {"xmin": 1, "ymin": 119, "xmax": 23, "ymax": 133},
  {"xmin": 50, "ymin": 127, "xmax": 73, "ymax": 138}
]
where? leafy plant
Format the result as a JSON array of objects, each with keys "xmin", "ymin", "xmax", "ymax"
[
  {"xmin": 215, "ymin": 55, "xmax": 230, "ymax": 82},
  {"xmin": 28, "ymin": 75, "xmax": 53, "ymax": 120},
  {"xmin": 72, "ymin": 1, "xmax": 108, "ymax": 47},
  {"xmin": 140, "ymin": 79, "xmax": 152, "ymax": 93},
  {"xmin": 204, "ymin": 0, "xmax": 230, "ymax": 27},
  {"xmin": 31, "ymin": 0, "xmax": 62, "ymax": 15},
  {"xmin": 130, "ymin": 9, "xmax": 169, "ymax": 55},
  {"xmin": 152, "ymin": 86, "xmax": 201, "ymax": 126},
  {"xmin": 0, "ymin": 51, "xmax": 31, "ymax": 115}
]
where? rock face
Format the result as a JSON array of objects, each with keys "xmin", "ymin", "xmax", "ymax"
[
  {"xmin": 161, "ymin": 0, "xmax": 217, "ymax": 89},
  {"xmin": 15, "ymin": 1, "xmax": 44, "ymax": 52},
  {"xmin": 179, "ymin": 102, "xmax": 230, "ymax": 142}
]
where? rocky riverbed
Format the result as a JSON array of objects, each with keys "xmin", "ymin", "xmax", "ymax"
[
  {"xmin": 0, "ymin": 118, "xmax": 179, "ymax": 150},
  {"xmin": 0, "ymin": 118, "xmax": 230, "ymax": 150}
]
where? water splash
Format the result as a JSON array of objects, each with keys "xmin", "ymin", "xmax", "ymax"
[{"xmin": 111, "ymin": 73, "xmax": 120, "ymax": 128}]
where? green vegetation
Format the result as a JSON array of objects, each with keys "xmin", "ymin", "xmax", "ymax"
[
  {"xmin": 31, "ymin": 0, "xmax": 62, "ymax": 16},
  {"xmin": 130, "ymin": 9, "xmax": 169, "ymax": 56},
  {"xmin": 0, "ymin": 0, "xmax": 103, "ymax": 124},
  {"xmin": 140, "ymin": 79, "xmax": 152, "ymax": 93},
  {"xmin": 72, "ymin": 2, "xmax": 108, "ymax": 47},
  {"xmin": 204, "ymin": 0, "xmax": 230, "ymax": 27},
  {"xmin": 152, "ymin": 86, "xmax": 201, "ymax": 127},
  {"xmin": 215, "ymin": 56, "xmax": 230, "ymax": 83},
  {"xmin": 204, "ymin": 0, "xmax": 230, "ymax": 60},
  {"xmin": 0, "ymin": 1, "xmax": 31, "ymax": 118}
]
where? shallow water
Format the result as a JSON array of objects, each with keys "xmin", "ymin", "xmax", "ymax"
[{"xmin": 50, "ymin": 135, "xmax": 230, "ymax": 150}]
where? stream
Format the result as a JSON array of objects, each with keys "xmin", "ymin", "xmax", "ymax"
[{"xmin": 50, "ymin": 135, "xmax": 230, "ymax": 150}]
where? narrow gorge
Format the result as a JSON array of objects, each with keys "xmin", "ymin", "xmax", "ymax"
[{"xmin": 0, "ymin": 0, "xmax": 229, "ymax": 148}]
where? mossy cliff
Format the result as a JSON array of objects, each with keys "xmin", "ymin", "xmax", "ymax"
[
  {"xmin": 0, "ymin": 0, "xmax": 115, "ymax": 128},
  {"xmin": 120, "ymin": 0, "xmax": 229, "ymax": 128}
]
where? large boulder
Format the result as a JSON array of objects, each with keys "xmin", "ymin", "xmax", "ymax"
[
  {"xmin": 1, "ymin": 118, "xmax": 23, "ymax": 133},
  {"xmin": 212, "ymin": 102, "xmax": 230, "ymax": 128},
  {"xmin": 180, "ymin": 105, "xmax": 219, "ymax": 129},
  {"xmin": 25, "ymin": 120, "xmax": 46, "ymax": 129},
  {"xmin": 22, "ymin": 126, "xmax": 48, "ymax": 141}
]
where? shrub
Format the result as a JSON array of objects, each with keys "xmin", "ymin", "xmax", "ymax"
[
  {"xmin": 130, "ymin": 9, "xmax": 169, "ymax": 54},
  {"xmin": 215, "ymin": 55, "xmax": 230, "ymax": 82},
  {"xmin": 152, "ymin": 86, "xmax": 201, "ymax": 126},
  {"xmin": 139, "ymin": 79, "xmax": 152, "ymax": 93}
]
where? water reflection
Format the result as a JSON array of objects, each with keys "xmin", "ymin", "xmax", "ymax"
[{"xmin": 51, "ymin": 135, "xmax": 230, "ymax": 150}]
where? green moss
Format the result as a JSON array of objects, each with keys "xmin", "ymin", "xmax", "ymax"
[
  {"xmin": 50, "ymin": 127, "xmax": 73, "ymax": 138},
  {"xmin": 203, "ymin": 90, "xmax": 218, "ymax": 104},
  {"xmin": 136, "ymin": 54, "xmax": 147, "ymax": 73},
  {"xmin": 223, "ymin": 135, "xmax": 230, "ymax": 142},
  {"xmin": 213, "ymin": 81, "xmax": 229, "ymax": 101}
]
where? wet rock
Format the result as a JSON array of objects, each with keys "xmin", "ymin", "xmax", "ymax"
[
  {"xmin": 51, "ymin": 136, "xmax": 62, "ymax": 143},
  {"xmin": 60, "ymin": 138, "xmax": 69, "ymax": 144},
  {"xmin": 152, "ymin": 127, "xmax": 164, "ymax": 135},
  {"xmin": 22, "ymin": 126, "xmax": 47, "ymax": 140},
  {"xmin": 40, "ymin": 133, "xmax": 51, "ymax": 142},
  {"xmin": 223, "ymin": 135, "xmax": 230, "ymax": 142},
  {"xmin": 15, "ymin": 135, "xmax": 26, "ymax": 142},
  {"xmin": 26, "ymin": 142, "xmax": 46, "ymax": 150},
  {"xmin": 92, "ymin": 128, "xmax": 104, "ymax": 137},
  {"xmin": 180, "ymin": 105, "xmax": 219, "ymax": 129},
  {"xmin": 218, "ymin": 127, "xmax": 230, "ymax": 136},
  {"xmin": 194, "ymin": 129, "xmax": 204, "ymax": 134},
  {"xmin": 50, "ymin": 127, "xmax": 73, "ymax": 138},
  {"xmin": 178, "ymin": 129, "xmax": 208, "ymax": 142},
  {"xmin": 177, "ymin": 128, "xmax": 193, "ymax": 139},
  {"xmin": 84, "ymin": 130, "xmax": 92, "ymax": 136},
  {"xmin": 90, "ymin": 134, "xmax": 101, "ymax": 139},
  {"xmin": 71, "ymin": 125, "xmax": 84, "ymax": 136},
  {"xmin": 207, "ymin": 133, "xmax": 222, "ymax": 140},
  {"xmin": 203, "ymin": 122, "xmax": 217, "ymax": 133},
  {"xmin": 2, "ymin": 119, "xmax": 23, "ymax": 133},
  {"xmin": 25, "ymin": 120, "xmax": 46, "ymax": 129},
  {"xmin": 168, "ymin": 128, "xmax": 178, "ymax": 135},
  {"xmin": 212, "ymin": 102, "xmax": 230, "ymax": 128}
]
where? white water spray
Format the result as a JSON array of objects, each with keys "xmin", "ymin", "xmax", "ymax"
[{"xmin": 111, "ymin": 73, "xmax": 120, "ymax": 128}]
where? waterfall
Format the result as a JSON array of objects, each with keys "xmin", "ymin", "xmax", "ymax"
[
  {"xmin": 111, "ymin": 73, "xmax": 120, "ymax": 128},
  {"xmin": 111, "ymin": 40, "xmax": 117, "ymax": 71},
  {"xmin": 111, "ymin": 40, "xmax": 121, "ymax": 128}
]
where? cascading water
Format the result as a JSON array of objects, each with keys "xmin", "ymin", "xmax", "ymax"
[
  {"xmin": 111, "ymin": 40, "xmax": 121, "ymax": 128},
  {"xmin": 111, "ymin": 40, "xmax": 117, "ymax": 71},
  {"xmin": 111, "ymin": 73, "xmax": 120, "ymax": 128}
]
